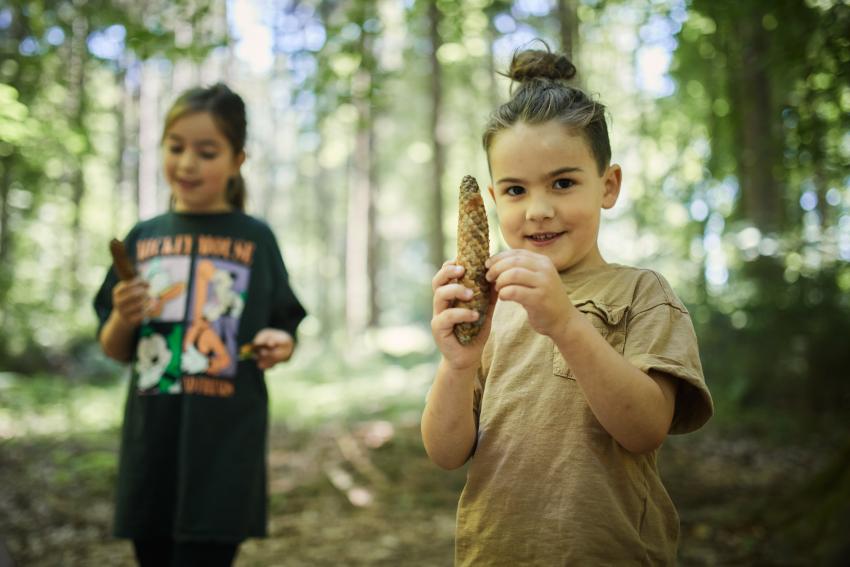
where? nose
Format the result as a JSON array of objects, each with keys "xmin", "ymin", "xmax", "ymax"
[
  {"xmin": 177, "ymin": 149, "xmax": 198, "ymax": 173},
  {"xmin": 526, "ymin": 193, "xmax": 555, "ymax": 222}
]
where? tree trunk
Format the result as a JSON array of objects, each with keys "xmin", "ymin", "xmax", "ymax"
[
  {"xmin": 556, "ymin": 0, "xmax": 578, "ymax": 62},
  {"xmin": 118, "ymin": 56, "xmax": 142, "ymax": 232},
  {"xmin": 67, "ymin": 10, "xmax": 89, "ymax": 307},
  {"xmin": 428, "ymin": 1, "xmax": 446, "ymax": 271},
  {"xmin": 345, "ymin": 22, "xmax": 379, "ymax": 335},
  {"xmin": 366, "ymin": 112, "xmax": 379, "ymax": 328},
  {"xmin": 0, "ymin": 157, "xmax": 12, "ymax": 319},
  {"xmin": 138, "ymin": 61, "xmax": 163, "ymax": 218},
  {"xmin": 345, "ymin": 102, "xmax": 372, "ymax": 335},
  {"xmin": 313, "ymin": 162, "xmax": 334, "ymax": 341},
  {"xmin": 733, "ymin": 11, "xmax": 782, "ymax": 232}
]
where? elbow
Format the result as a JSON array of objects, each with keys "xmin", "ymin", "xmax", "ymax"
[
  {"xmin": 99, "ymin": 338, "xmax": 131, "ymax": 364},
  {"xmin": 421, "ymin": 431, "xmax": 471, "ymax": 470},
  {"xmin": 425, "ymin": 447, "xmax": 468, "ymax": 470},
  {"xmin": 620, "ymin": 426, "xmax": 667, "ymax": 455}
]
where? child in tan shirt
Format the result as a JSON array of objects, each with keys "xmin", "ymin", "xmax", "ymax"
[{"xmin": 422, "ymin": 47, "xmax": 713, "ymax": 566}]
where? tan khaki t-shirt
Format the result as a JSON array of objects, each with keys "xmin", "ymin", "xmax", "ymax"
[{"xmin": 455, "ymin": 263, "xmax": 713, "ymax": 566}]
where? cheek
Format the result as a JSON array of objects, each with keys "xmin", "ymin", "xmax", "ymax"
[
  {"xmin": 162, "ymin": 156, "xmax": 177, "ymax": 178},
  {"xmin": 497, "ymin": 202, "xmax": 523, "ymax": 225},
  {"xmin": 200, "ymin": 163, "xmax": 229, "ymax": 183}
]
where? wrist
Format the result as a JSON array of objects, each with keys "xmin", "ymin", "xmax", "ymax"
[
  {"xmin": 439, "ymin": 356, "xmax": 479, "ymax": 377},
  {"xmin": 549, "ymin": 308, "xmax": 584, "ymax": 348},
  {"xmin": 108, "ymin": 310, "xmax": 138, "ymax": 332}
]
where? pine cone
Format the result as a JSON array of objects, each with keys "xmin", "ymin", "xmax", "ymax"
[
  {"xmin": 109, "ymin": 238, "xmax": 137, "ymax": 281},
  {"xmin": 453, "ymin": 175, "xmax": 491, "ymax": 345}
]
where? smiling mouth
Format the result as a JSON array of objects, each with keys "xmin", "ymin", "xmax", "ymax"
[
  {"xmin": 176, "ymin": 179, "xmax": 201, "ymax": 189},
  {"xmin": 525, "ymin": 232, "xmax": 565, "ymax": 243}
]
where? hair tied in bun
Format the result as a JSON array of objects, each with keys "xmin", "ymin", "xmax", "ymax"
[{"xmin": 505, "ymin": 41, "xmax": 577, "ymax": 86}]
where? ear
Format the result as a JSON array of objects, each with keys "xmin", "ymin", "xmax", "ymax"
[
  {"xmin": 232, "ymin": 150, "xmax": 246, "ymax": 175},
  {"xmin": 601, "ymin": 164, "xmax": 621, "ymax": 210}
]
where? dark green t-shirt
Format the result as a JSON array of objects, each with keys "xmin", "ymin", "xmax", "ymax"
[{"xmin": 93, "ymin": 211, "xmax": 306, "ymax": 541}]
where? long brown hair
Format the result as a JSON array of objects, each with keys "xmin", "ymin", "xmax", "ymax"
[
  {"xmin": 483, "ymin": 43, "xmax": 611, "ymax": 175},
  {"xmin": 163, "ymin": 83, "xmax": 248, "ymax": 211}
]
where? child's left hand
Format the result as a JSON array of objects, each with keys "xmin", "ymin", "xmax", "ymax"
[
  {"xmin": 485, "ymin": 250, "xmax": 578, "ymax": 339},
  {"xmin": 251, "ymin": 328, "xmax": 295, "ymax": 370}
]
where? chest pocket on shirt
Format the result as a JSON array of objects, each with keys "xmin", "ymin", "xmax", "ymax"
[{"xmin": 553, "ymin": 299, "xmax": 628, "ymax": 380}]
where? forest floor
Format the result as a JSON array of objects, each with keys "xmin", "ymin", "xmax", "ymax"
[{"xmin": 0, "ymin": 364, "xmax": 843, "ymax": 566}]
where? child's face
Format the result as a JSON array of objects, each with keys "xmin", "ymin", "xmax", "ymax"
[
  {"xmin": 487, "ymin": 120, "xmax": 621, "ymax": 273},
  {"xmin": 163, "ymin": 111, "xmax": 245, "ymax": 213}
]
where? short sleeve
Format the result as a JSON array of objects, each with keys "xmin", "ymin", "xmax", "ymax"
[
  {"xmin": 625, "ymin": 302, "xmax": 713, "ymax": 435},
  {"xmin": 267, "ymin": 235, "xmax": 306, "ymax": 339}
]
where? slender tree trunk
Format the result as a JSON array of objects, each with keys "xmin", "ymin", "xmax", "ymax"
[
  {"xmin": 0, "ymin": 6, "xmax": 27, "ymax": 333},
  {"xmin": 734, "ymin": 12, "xmax": 782, "ymax": 232},
  {"xmin": 120, "ymin": 57, "xmax": 142, "ymax": 230},
  {"xmin": 0, "ymin": 157, "xmax": 12, "ymax": 319},
  {"xmin": 138, "ymin": 61, "xmax": 163, "ymax": 217},
  {"xmin": 556, "ymin": 0, "xmax": 578, "ymax": 62},
  {"xmin": 113, "ymin": 64, "xmax": 128, "ymax": 237},
  {"xmin": 345, "ymin": 5, "xmax": 381, "ymax": 335},
  {"xmin": 313, "ymin": 162, "xmax": 334, "ymax": 341},
  {"xmin": 366, "ymin": 112, "xmax": 379, "ymax": 328},
  {"xmin": 486, "ymin": 17, "xmax": 500, "ymax": 112},
  {"xmin": 428, "ymin": 1, "xmax": 446, "ymax": 271},
  {"xmin": 67, "ymin": 8, "xmax": 89, "ymax": 307},
  {"xmin": 346, "ymin": 110, "xmax": 371, "ymax": 335}
]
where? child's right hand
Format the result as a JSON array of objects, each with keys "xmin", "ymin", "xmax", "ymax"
[
  {"xmin": 431, "ymin": 260, "xmax": 495, "ymax": 370},
  {"xmin": 111, "ymin": 277, "xmax": 150, "ymax": 328}
]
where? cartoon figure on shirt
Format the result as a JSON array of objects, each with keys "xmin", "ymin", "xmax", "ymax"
[
  {"xmin": 136, "ymin": 333, "xmax": 170, "ymax": 389},
  {"xmin": 203, "ymin": 268, "xmax": 244, "ymax": 321},
  {"xmin": 182, "ymin": 259, "xmax": 234, "ymax": 376},
  {"xmin": 145, "ymin": 260, "xmax": 187, "ymax": 319},
  {"xmin": 135, "ymin": 326, "xmax": 183, "ymax": 393}
]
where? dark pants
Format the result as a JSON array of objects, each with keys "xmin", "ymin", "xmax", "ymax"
[{"xmin": 133, "ymin": 539, "xmax": 240, "ymax": 567}]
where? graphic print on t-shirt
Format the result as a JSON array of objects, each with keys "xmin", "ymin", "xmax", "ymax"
[
  {"xmin": 132, "ymin": 234, "xmax": 254, "ymax": 398},
  {"xmin": 134, "ymin": 252, "xmax": 191, "ymax": 394},
  {"xmin": 183, "ymin": 258, "xmax": 249, "ymax": 380}
]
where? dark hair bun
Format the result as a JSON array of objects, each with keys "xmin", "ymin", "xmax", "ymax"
[{"xmin": 508, "ymin": 48, "xmax": 576, "ymax": 83}]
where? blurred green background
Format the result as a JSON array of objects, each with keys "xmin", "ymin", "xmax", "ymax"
[{"xmin": 1, "ymin": 0, "xmax": 849, "ymax": 565}]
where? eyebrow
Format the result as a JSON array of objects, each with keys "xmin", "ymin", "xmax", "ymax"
[
  {"xmin": 165, "ymin": 134, "xmax": 222, "ymax": 148},
  {"xmin": 495, "ymin": 166, "xmax": 583, "ymax": 185}
]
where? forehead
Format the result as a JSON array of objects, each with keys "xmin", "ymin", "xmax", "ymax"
[
  {"xmin": 489, "ymin": 121, "xmax": 594, "ymax": 176},
  {"xmin": 164, "ymin": 111, "xmax": 227, "ymax": 145}
]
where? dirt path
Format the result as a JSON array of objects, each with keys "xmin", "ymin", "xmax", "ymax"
[{"xmin": 0, "ymin": 422, "xmax": 825, "ymax": 566}]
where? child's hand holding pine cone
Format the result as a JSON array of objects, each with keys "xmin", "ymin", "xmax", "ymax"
[{"xmin": 452, "ymin": 175, "xmax": 491, "ymax": 345}]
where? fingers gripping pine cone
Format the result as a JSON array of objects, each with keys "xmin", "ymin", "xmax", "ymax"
[
  {"xmin": 109, "ymin": 238, "xmax": 137, "ymax": 281},
  {"xmin": 453, "ymin": 175, "xmax": 491, "ymax": 345}
]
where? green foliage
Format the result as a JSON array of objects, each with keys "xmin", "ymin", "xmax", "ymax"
[
  {"xmin": 697, "ymin": 258, "xmax": 850, "ymax": 439},
  {"xmin": 0, "ymin": 0, "xmax": 226, "ymax": 368},
  {"xmin": 0, "ymin": 0, "xmax": 846, "ymax": 435},
  {"xmin": 671, "ymin": 0, "xmax": 850, "ymax": 226}
]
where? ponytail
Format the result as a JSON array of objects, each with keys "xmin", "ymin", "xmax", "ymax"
[{"xmin": 228, "ymin": 173, "xmax": 246, "ymax": 211}]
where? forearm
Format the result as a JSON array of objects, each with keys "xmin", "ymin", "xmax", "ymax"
[
  {"xmin": 421, "ymin": 358, "xmax": 479, "ymax": 469},
  {"xmin": 553, "ymin": 317, "xmax": 676, "ymax": 454},
  {"xmin": 98, "ymin": 311, "xmax": 137, "ymax": 363}
]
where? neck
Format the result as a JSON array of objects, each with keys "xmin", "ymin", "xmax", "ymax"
[{"xmin": 173, "ymin": 200, "xmax": 233, "ymax": 214}]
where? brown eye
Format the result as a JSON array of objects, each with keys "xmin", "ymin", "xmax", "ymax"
[{"xmin": 553, "ymin": 179, "xmax": 575, "ymax": 190}]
